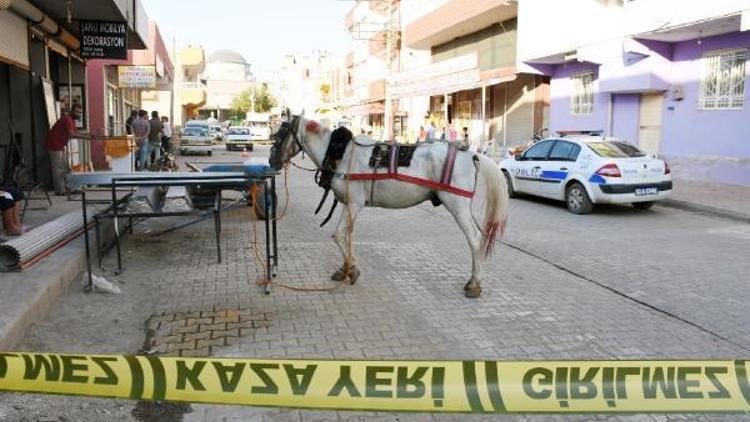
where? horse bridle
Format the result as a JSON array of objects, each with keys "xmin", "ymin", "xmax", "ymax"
[{"xmin": 272, "ymin": 116, "xmax": 304, "ymax": 164}]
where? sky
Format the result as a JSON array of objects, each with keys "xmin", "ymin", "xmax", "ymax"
[{"xmin": 141, "ymin": 0, "xmax": 354, "ymax": 80}]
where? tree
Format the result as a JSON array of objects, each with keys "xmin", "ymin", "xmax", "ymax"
[{"xmin": 230, "ymin": 84, "xmax": 277, "ymax": 119}]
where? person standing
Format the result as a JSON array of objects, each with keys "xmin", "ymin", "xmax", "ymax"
[
  {"xmin": 448, "ymin": 123, "xmax": 458, "ymax": 141},
  {"xmin": 45, "ymin": 105, "xmax": 87, "ymax": 195},
  {"xmin": 148, "ymin": 111, "xmax": 163, "ymax": 167},
  {"xmin": 125, "ymin": 110, "xmax": 137, "ymax": 135},
  {"xmin": 132, "ymin": 110, "xmax": 150, "ymax": 171},
  {"xmin": 462, "ymin": 127, "xmax": 469, "ymax": 146},
  {"xmin": 160, "ymin": 116, "xmax": 172, "ymax": 152},
  {"xmin": 426, "ymin": 122, "xmax": 437, "ymax": 141}
]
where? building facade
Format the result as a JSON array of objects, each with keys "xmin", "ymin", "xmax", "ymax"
[
  {"xmin": 199, "ymin": 49, "xmax": 255, "ymax": 123},
  {"xmin": 519, "ymin": 0, "xmax": 750, "ymax": 185},
  {"xmin": 174, "ymin": 45, "xmax": 207, "ymax": 125},
  {"xmin": 278, "ymin": 51, "xmax": 336, "ymax": 121},
  {"xmin": 343, "ymin": 0, "xmax": 397, "ymax": 138},
  {"xmin": 85, "ymin": 21, "xmax": 173, "ymax": 170},
  {"xmin": 0, "ymin": 0, "xmax": 148, "ymax": 185},
  {"xmin": 391, "ymin": 0, "xmax": 548, "ymax": 152}
]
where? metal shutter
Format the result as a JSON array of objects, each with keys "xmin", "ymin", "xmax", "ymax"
[
  {"xmin": 505, "ymin": 76, "xmax": 534, "ymax": 147},
  {"xmin": 0, "ymin": 11, "xmax": 29, "ymax": 68}
]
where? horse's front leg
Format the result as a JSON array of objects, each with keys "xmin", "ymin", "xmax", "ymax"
[{"xmin": 331, "ymin": 201, "xmax": 363, "ymax": 284}]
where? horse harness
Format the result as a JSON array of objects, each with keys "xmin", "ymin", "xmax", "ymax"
[{"xmin": 312, "ymin": 127, "xmax": 476, "ymax": 227}]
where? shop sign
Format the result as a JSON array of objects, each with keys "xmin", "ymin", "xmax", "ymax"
[
  {"xmin": 117, "ymin": 66, "xmax": 157, "ymax": 89},
  {"xmin": 80, "ymin": 20, "xmax": 128, "ymax": 59}
]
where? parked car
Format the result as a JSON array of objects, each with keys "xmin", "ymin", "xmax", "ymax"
[
  {"xmin": 225, "ymin": 126, "xmax": 254, "ymax": 151},
  {"xmin": 179, "ymin": 123, "xmax": 213, "ymax": 156},
  {"xmin": 499, "ymin": 136, "xmax": 673, "ymax": 214}
]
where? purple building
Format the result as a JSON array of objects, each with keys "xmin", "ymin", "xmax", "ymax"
[{"xmin": 519, "ymin": 2, "xmax": 750, "ymax": 185}]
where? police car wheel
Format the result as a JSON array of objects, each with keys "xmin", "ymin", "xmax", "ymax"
[
  {"xmin": 632, "ymin": 201, "xmax": 655, "ymax": 210},
  {"xmin": 502, "ymin": 171, "xmax": 517, "ymax": 198},
  {"xmin": 566, "ymin": 182, "xmax": 593, "ymax": 214}
]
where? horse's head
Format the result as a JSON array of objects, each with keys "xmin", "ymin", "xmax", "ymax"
[{"xmin": 269, "ymin": 110, "xmax": 304, "ymax": 169}]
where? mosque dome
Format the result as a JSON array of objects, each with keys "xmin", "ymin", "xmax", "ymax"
[{"xmin": 207, "ymin": 49, "xmax": 247, "ymax": 64}]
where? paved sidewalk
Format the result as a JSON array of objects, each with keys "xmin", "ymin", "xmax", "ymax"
[{"xmin": 661, "ymin": 179, "xmax": 750, "ymax": 222}]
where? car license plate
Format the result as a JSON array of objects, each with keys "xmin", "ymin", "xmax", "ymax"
[{"xmin": 635, "ymin": 187, "xmax": 658, "ymax": 196}]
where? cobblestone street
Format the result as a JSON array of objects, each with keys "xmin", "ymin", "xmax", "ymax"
[{"xmin": 3, "ymin": 146, "xmax": 750, "ymax": 421}]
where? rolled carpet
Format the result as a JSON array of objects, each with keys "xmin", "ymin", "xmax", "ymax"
[{"xmin": 0, "ymin": 206, "xmax": 98, "ymax": 271}]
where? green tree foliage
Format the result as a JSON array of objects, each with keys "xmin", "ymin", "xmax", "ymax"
[{"xmin": 230, "ymin": 85, "xmax": 277, "ymax": 119}]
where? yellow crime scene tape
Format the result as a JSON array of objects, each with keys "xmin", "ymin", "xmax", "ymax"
[{"xmin": 1, "ymin": 353, "xmax": 750, "ymax": 414}]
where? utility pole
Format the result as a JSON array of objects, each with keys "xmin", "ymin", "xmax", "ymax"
[
  {"xmin": 170, "ymin": 36, "xmax": 176, "ymax": 125},
  {"xmin": 384, "ymin": 0, "xmax": 393, "ymax": 140}
]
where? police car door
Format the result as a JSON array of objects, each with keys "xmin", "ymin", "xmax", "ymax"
[
  {"xmin": 540, "ymin": 140, "xmax": 581, "ymax": 199},
  {"xmin": 513, "ymin": 140, "xmax": 555, "ymax": 194}
]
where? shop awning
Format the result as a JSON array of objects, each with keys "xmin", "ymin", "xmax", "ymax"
[
  {"xmin": 390, "ymin": 54, "xmax": 479, "ymax": 99},
  {"xmin": 347, "ymin": 102, "xmax": 385, "ymax": 116},
  {"xmin": 391, "ymin": 54, "xmax": 517, "ymax": 98}
]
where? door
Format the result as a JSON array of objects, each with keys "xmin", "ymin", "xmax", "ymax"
[
  {"xmin": 542, "ymin": 140, "xmax": 581, "ymax": 199},
  {"xmin": 638, "ymin": 93, "xmax": 663, "ymax": 155},
  {"xmin": 512, "ymin": 140, "xmax": 555, "ymax": 194}
]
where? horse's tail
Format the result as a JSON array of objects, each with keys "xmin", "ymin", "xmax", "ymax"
[{"xmin": 474, "ymin": 154, "xmax": 509, "ymax": 258}]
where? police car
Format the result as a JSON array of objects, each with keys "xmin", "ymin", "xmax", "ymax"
[{"xmin": 499, "ymin": 136, "xmax": 673, "ymax": 214}]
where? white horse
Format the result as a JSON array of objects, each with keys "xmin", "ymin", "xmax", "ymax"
[{"xmin": 269, "ymin": 113, "xmax": 508, "ymax": 298}]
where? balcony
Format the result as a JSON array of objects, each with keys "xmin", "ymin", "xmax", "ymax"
[
  {"xmin": 180, "ymin": 46, "xmax": 205, "ymax": 72},
  {"xmin": 180, "ymin": 82, "xmax": 207, "ymax": 107},
  {"xmin": 405, "ymin": 0, "xmax": 516, "ymax": 49},
  {"xmin": 368, "ymin": 79, "xmax": 386, "ymax": 101}
]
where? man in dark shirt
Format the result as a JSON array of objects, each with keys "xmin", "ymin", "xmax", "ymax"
[
  {"xmin": 125, "ymin": 110, "xmax": 137, "ymax": 135},
  {"xmin": 46, "ymin": 104, "xmax": 85, "ymax": 195},
  {"xmin": 148, "ymin": 111, "xmax": 163, "ymax": 167},
  {"xmin": 133, "ymin": 110, "xmax": 150, "ymax": 171}
]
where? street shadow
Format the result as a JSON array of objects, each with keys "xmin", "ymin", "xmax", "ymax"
[{"xmin": 510, "ymin": 194, "xmax": 666, "ymax": 218}]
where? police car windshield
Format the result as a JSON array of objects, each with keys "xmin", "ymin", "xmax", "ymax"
[{"xmin": 586, "ymin": 141, "xmax": 646, "ymax": 158}]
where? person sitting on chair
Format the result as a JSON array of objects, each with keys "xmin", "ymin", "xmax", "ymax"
[{"xmin": 0, "ymin": 187, "xmax": 25, "ymax": 236}]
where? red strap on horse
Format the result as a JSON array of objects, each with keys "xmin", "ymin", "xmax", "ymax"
[
  {"xmin": 348, "ymin": 142, "xmax": 474, "ymax": 198},
  {"xmin": 347, "ymin": 172, "xmax": 475, "ymax": 198},
  {"xmin": 440, "ymin": 144, "xmax": 459, "ymax": 185}
]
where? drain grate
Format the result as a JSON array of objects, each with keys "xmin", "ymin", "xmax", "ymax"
[{"xmin": 144, "ymin": 308, "xmax": 271, "ymax": 357}]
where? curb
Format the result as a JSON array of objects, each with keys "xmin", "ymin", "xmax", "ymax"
[
  {"xmin": 658, "ymin": 199, "xmax": 750, "ymax": 224},
  {"xmin": 0, "ymin": 239, "xmax": 85, "ymax": 350},
  {"xmin": 0, "ymin": 221, "xmax": 115, "ymax": 350}
]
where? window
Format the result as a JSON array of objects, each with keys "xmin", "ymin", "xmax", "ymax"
[
  {"xmin": 570, "ymin": 72, "xmax": 594, "ymax": 115},
  {"xmin": 699, "ymin": 49, "xmax": 747, "ymax": 110},
  {"xmin": 586, "ymin": 141, "xmax": 646, "ymax": 158},
  {"xmin": 523, "ymin": 140, "xmax": 555, "ymax": 160},
  {"xmin": 549, "ymin": 141, "xmax": 581, "ymax": 161}
]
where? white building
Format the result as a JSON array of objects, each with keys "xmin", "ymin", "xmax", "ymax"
[
  {"xmin": 277, "ymin": 51, "xmax": 335, "ymax": 120},
  {"xmin": 199, "ymin": 49, "xmax": 255, "ymax": 122}
]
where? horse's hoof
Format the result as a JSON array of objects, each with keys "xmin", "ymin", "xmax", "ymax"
[
  {"xmin": 464, "ymin": 285, "xmax": 481, "ymax": 298},
  {"xmin": 348, "ymin": 266, "xmax": 360, "ymax": 285},
  {"xmin": 331, "ymin": 268, "xmax": 346, "ymax": 281},
  {"xmin": 464, "ymin": 279, "xmax": 481, "ymax": 298}
]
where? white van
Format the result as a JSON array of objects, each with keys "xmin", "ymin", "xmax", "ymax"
[{"xmin": 246, "ymin": 112, "xmax": 271, "ymax": 142}]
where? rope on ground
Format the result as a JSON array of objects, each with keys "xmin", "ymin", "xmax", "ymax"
[{"xmin": 249, "ymin": 165, "xmax": 350, "ymax": 293}]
